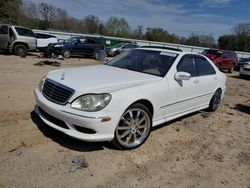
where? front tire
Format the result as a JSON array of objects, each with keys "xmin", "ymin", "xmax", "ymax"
[
  {"xmin": 14, "ymin": 44, "xmax": 27, "ymax": 56},
  {"xmin": 62, "ymin": 49, "xmax": 71, "ymax": 58},
  {"xmin": 113, "ymin": 51, "xmax": 120, "ymax": 57},
  {"xmin": 112, "ymin": 103, "xmax": 152, "ymax": 150},
  {"xmin": 228, "ymin": 65, "xmax": 234, "ymax": 73},
  {"xmin": 208, "ymin": 89, "xmax": 222, "ymax": 112}
]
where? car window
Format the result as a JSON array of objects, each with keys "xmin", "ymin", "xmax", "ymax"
[
  {"xmin": 15, "ymin": 27, "xmax": 35, "ymax": 37},
  {"xmin": 194, "ymin": 56, "xmax": 215, "ymax": 76},
  {"xmin": 35, "ymin": 33, "xmax": 40, "ymax": 38},
  {"xmin": 0, "ymin": 25, "xmax": 8, "ymax": 34},
  {"xmin": 223, "ymin": 52, "xmax": 230, "ymax": 58},
  {"xmin": 177, "ymin": 56, "xmax": 197, "ymax": 77},
  {"xmin": 230, "ymin": 51, "xmax": 237, "ymax": 58},
  {"xmin": 86, "ymin": 39, "xmax": 96, "ymax": 44},
  {"xmin": 36, "ymin": 33, "xmax": 55, "ymax": 39},
  {"xmin": 123, "ymin": 45, "xmax": 130, "ymax": 49}
]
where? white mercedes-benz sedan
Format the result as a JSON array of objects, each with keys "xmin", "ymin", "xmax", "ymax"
[{"xmin": 34, "ymin": 47, "xmax": 227, "ymax": 149}]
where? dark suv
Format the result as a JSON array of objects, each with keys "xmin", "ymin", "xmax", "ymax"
[
  {"xmin": 202, "ymin": 49, "xmax": 238, "ymax": 73},
  {"xmin": 47, "ymin": 36, "xmax": 105, "ymax": 59}
]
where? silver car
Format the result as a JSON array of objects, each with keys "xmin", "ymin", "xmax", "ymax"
[
  {"xmin": 105, "ymin": 43, "xmax": 138, "ymax": 57},
  {"xmin": 0, "ymin": 24, "xmax": 37, "ymax": 56}
]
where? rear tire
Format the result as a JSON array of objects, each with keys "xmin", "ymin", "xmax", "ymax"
[
  {"xmin": 112, "ymin": 103, "xmax": 152, "ymax": 150},
  {"xmin": 14, "ymin": 44, "xmax": 27, "ymax": 56},
  {"xmin": 94, "ymin": 51, "xmax": 99, "ymax": 60},
  {"xmin": 208, "ymin": 89, "xmax": 222, "ymax": 112}
]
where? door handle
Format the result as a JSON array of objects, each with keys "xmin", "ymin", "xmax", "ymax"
[{"xmin": 194, "ymin": 79, "xmax": 199, "ymax": 84}]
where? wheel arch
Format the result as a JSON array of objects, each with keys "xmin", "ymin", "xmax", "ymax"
[
  {"xmin": 129, "ymin": 99, "xmax": 154, "ymax": 118},
  {"xmin": 12, "ymin": 42, "xmax": 29, "ymax": 52}
]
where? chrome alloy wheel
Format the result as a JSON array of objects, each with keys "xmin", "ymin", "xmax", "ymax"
[
  {"xmin": 211, "ymin": 90, "xmax": 221, "ymax": 110},
  {"xmin": 63, "ymin": 49, "xmax": 71, "ymax": 58},
  {"xmin": 208, "ymin": 89, "xmax": 222, "ymax": 112},
  {"xmin": 115, "ymin": 106, "xmax": 151, "ymax": 149}
]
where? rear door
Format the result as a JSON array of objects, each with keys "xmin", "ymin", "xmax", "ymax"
[
  {"xmin": 71, "ymin": 38, "xmax": 97, "ymax": 55},
  {"xmin": 193, "ymin": 55, "xmax": 218, "ymax": 105},
  {"xmin": 0, "ymin": 25, "xmax": 10, "ymax": 49},
  {"xmin": 84, "ymin": 38, "xmax": 100, "ymax": 55}
]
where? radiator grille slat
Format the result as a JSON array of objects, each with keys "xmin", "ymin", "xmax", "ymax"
[{"xmin": 42, "ymin": 79, "xmax": 74, "ymax": 105}]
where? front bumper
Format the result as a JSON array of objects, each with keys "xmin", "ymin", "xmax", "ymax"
[{"xmin": 34, "ymin": 89, "xmax": 120, "ymax": 142}]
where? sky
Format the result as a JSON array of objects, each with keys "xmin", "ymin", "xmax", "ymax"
[{"xmin": 28, "ymin": 0, "xmax": 250, "ymax": 39}]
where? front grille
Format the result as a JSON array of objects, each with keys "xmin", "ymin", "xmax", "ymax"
[
  {"xmin": 38, "ymin": 107, "xmax": 69, "ymax": 129},
  {"xmin": 42, "ymin": 78, "xmax": 74, "ymax": 105}
]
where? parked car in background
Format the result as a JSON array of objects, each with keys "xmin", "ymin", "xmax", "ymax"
[
  {"xmin": 35, "ymin": 32, "xmax": 58, "ymax": 51},
  {"xmin": 235, "ymin": 57, "xmax": 250, "ymax": 70},
  {"xmin": 105, "ymin": 42, "xmax": 138, "ymax": 57},
  {"xmin": 0, "ymin": 24, "xmax": 36, "ymax": 56},
  {"xmin": 47, "ymin": 36, "xmax": 105, "ymax": 59},
  {"xmin": 34, "ymin": 47, "xmax": 226, "ymax": 149},
  {"xmin": 202, "ymin": 49, "xmax": 238, "ymax": 73},
  {"xmin": 239, "ymin": 59, "xmax": 250, "ymax": 78}
]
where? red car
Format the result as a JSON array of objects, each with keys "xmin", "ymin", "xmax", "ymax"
[{"xmin": 202, "ymin": 49, "xmax": 238, "ymax": 73}]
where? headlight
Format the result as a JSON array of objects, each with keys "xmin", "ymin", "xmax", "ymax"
[
  {"xmin": 54, "ymin": 44, "xmax": 64, "ymax": 48},
  {"xmin": 38, "ymin": 76, "xmax": 46, "ymax": 92},
  {"xmin": 71, "ymin": 94, "xmax": 111, "ymax": 112}
]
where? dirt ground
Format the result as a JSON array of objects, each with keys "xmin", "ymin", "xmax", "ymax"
[{"xmin": 0, "ymin": 53, "xmax": 249, "ymax": 188}]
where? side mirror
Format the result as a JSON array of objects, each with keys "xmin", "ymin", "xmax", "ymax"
[{"xmin": 175, "ymin": 72, "xmax": 191, "ymax": 81}]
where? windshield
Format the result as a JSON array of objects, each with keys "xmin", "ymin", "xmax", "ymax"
[
  {"xmin": 113, "ymin": 43, "xmax": 127, "ymax": 48},
  {"xmin": 15, "ymin": 27, "xmax": 35, "ymax": 37},
  {"xmin": 106, "ymin": 49, "xmax": 178, "ymax": 77},
  {"xmin": 66, "ymin": 37, "xmax": 78, "ymax": 43}
]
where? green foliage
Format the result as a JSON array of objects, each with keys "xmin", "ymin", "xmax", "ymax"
[
  {"xmin": 218, "ymin": 22, "xmax": 250, "ymax": 52},
  {"xmin": 0, "ymin": 0, "xmax": 22, "ymax": 24},
  {"xmin": 83, "ymin": 15, "xmax": 100, "ymax": 34},
  {"xmin": 1, "ymin": 0, "xmax": 249, "ymax": 52},
  {"xmin": 218, "ymin": 34, "xmax": 250, "ymax": 52},
  {"xmin": 106, "ymin": 16, "xmax": 131, "ymax": 37}
]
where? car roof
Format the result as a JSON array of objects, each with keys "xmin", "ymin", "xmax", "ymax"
[
  {"xmin": 140, "ymin": 46, "xmax": 182, "ymax": 52},
  {"xmin": 12, "ymin": 25, "xmax": 33, "ymax": 30},
  {"xmin": 204, "ymin": 48, "xmax": 235, "ymax": 53},
  {"xmin": 138, "ymin": 47, "xmax": 200, "ymax": 56}
]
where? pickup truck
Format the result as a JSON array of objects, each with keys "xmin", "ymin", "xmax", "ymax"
[{"xmin": 0, "ymin": 24, "xmax": 37, "ymax": 56}]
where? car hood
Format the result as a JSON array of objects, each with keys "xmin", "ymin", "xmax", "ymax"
[{"xmin": 46, "ymin": 65, "xmax": 162, "ymax": 94}]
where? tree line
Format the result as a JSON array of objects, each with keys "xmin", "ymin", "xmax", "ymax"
[{"xmin": 1, "ymin": 0, "xmax": 250, "ymax": 52}]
